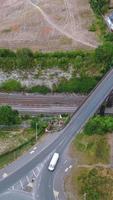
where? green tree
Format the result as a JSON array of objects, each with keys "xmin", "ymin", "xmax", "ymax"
[
  {"xmin": 84, "ymin": 116, "xmax": 113, "ymax": 135},
  {"xmin": 95, "ymin": 43, "xmax": 113, "ymax": 65},
  {"xmin": 0, "ymin": 105, "xmax": 21, "ymax": 125},
  {"xmin": 89, "ymin": 0, "xmax": 109, "ymax": 15}
]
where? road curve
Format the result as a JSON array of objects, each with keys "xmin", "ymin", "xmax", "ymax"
[
  {"xmin": 37, "ymin": 69, "xmax": 113, "ymax": 200},
  {"xmin": 0, "ymin": 69, "xmax": 113, "ymax": 199}
]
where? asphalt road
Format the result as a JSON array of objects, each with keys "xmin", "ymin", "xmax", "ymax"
[
  {"xmin": 0, "ymin": 192, "xmax": 33, "ymax": 200},
  {"xmin": 0, "ymin": 69, "xmax": 113, "ymax": 200},
  {"xmin": 37, "ymin": 69, "xmax": 113, "ymax": 200}
]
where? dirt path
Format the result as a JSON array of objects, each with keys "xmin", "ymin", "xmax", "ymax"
[
  {"xmin": 77, "ymin": 163, "xmax": 112, "ymax": 168},
  {"xmin": 30, "ymin": 0, "xmax": 98, "ymax": 48},
  {"xmin": 0, "ymin": 0, "xmax": 98, "ymax": 50}
]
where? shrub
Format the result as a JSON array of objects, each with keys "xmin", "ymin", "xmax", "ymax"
[
  {"xmin": 0, "ymin": 79, "xmax": 22, "ymax": 92},
  {"xmin": 95, "ymin": 43, "xmax": 113, "ymax": 68},
  {"xmin": 16, "ymin": 48, "xmax": 35, "ymax": 69},
  {"xmin": 0, "ymin": 48, "xmax": 16, "ymax": 57},
  {"xmin": 54, "ymin": 77, "xmax": 97, "ymax": 94},
  {"xmin": 89, "ymin": 0, "xmax": 109, "ymax": 15},
  {"xmin": 84, "ymin": 116, "xmax": 113, "ymax": 135},
  {"xmin": 103, "ymin": 33, "xmax": 113, "ymax": 42},
  {"xmin": 28, "ymin": 85, "xmax": 51, "ymax": 94}
]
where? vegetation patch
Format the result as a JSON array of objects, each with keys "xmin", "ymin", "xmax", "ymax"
[
  {"xmin": 84, "ymin": 115, "xmax": 113, "ymax": 135},
  {"xmin": 77, "ymin": 167, "xmax": 113, "ymax": 200},
  {"xmin": 53, "ymin": 76, "xmax": 97, "ymax": 94},
  {"xmin": 28, "ymin": 85, "xmax": 51, "ymax": 94},
  {"xmin": 89, "ymin": 0, "xmax": 109, "ymax": 15},
  {"xmin": 0, "ymin": 45, "xmax": 112, "ymax": 93},
  {"xmin": 66, "ymin": 115, "xmax": 113, "ymax": 200},
  {"xmin": 89, "ymin": 17, "xmax": 107, "ymax": 41},
  {"xmin": 0, "ymin": 113, "xmax": 69, "ymax": 168},
  {"xmin": 72, "ymin": 132, "xmax": 110, "ymax": 164},
  {"xmin": 0, "ymin": 79, "xmax": 23, "ymax": 92}
]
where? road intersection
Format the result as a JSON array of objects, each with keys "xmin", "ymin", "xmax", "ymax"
[{"xmin": 0, "ymin": 69, "xmax": 113, "ymax": 199}]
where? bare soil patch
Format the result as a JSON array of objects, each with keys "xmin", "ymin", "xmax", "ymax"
[{"xmin": 0, "ymin": 0, "xmax": 98, "ymax": 51}]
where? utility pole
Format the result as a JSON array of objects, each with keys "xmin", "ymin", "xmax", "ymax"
[{"xmin": 36, "ymin": 122, "xmax": 38, "ymax": 142}]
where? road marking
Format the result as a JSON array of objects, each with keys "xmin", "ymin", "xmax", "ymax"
[
  {"xmin": 65, "ymin": 168, "xmax": 69, "ymax": 172},
  {"xmin": 20, "ymin": 180, "xmax": 24, "ymax": 190},
  {"xmin": 64, "ymin": 160, "xmax": 67, "ymax": 164},
  {"xmin": 69, "ymin": 165, "xmax": 72, "ymax": 169},
  {"xmin": 32, "ymin": 170, "xmax": 37, "ymax": 177},
  {"xmin": 33, "ymin": 146, "xmax": 37, "ymax": 150},
  {"xmin": 12, "ymin": 185, "xmax": 14, "ymax": 190},
  {"xmin": 53, "ymin": 190, "xmax": 59, "ymax": 200},
  {"xmin": 26, "ymin": 176, "xmax": 30, "ymax": 183},
  {"xmin": 2, "ymin": 173, "xmax": 8, "ymax": 178},
  {"xmin": 30, "ymin": 150, "xmax": 35, "ymax": 154}
]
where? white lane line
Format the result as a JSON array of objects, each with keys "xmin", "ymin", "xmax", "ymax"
[
  {"xmin": 53, "ymin": 190, "xmax": 59, "ymax": 200},
  {"xmin": 64, "ymin": 160, "xmax": 68, "ymax": 164},
  {"xmin": 33, "ymin": 146, "xmax": 37, "ymax": 150},
  {"xmin": 26, "ymin": 176, "xmax": 30, "ymax": 183},
  {"xmin": 30, "ymin": 150, "xmax": 35, "ymax": 154},
  {"xmin": 2, "ymin": 173, "xmax": 8, "ymax": 178},
  {"xmin": 12, "ymin": 185, "xmax": 14, "ymax": 190},
  {"xmin": 65, "ymin": 168, "xmax": 69, "ymax": 172},
  {"xmin": 69, "ymin": 165, "xmax": 72, "ymax": 169},
  {"xmin": 32, "ymin": 170, "xmax": 37, "ymax": 177},
  {"xmin": 20, "ymin": 180, "xmax": 24, "ymax": 190}
]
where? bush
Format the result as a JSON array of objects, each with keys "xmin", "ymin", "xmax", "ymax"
[
  {"xmin": 103, "ymin": 33, "xmax": 113, "ymax": 42},
  {"xmin": 0, "ymin": 79, "xmax": 22, "ymax": 92},
  {"xmin": 95, "ymin": 43, "xmax": 113, "ymax": 69},
  {"xmin": 53, "ymin": 77, "xmax": 97, "ymax": 94},
  {"xmin": 0, "ymin": 105, "xmax": 21, "ymax": 125},
  {"xmin": 0, "ymin": 48, "xmax": 16, "ymax": 57},
  {"xmin": 84, "ymin": 116, "xmax": 113, "ymax": 135},
  {"xmin": 89, "ymin": 0, "xmax": 109, "ymax": 15},
  {"xmin": 28, "ymin": 85, "xmax": 51, "ymax": 94},
  {"xmin": 16, "ymin": 48, "xmax": 35, "ymax": 69}
]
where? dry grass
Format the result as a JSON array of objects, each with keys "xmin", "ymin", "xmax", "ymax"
[
  {"xmin": 0, "ymin": 0, "xmax": 98, "ymax": 51},
  {"xmin": 64, "ymin": 133, "xmax": 112, "ymax": 200}
]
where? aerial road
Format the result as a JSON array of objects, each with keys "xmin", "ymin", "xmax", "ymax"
[{"xmin": 0, "ymin": 68, "xmax": 113, "ymax": 200}]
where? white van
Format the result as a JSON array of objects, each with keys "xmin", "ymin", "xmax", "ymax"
[{"xmin": 48, "ymin": 153, "xmax": 59, "ymax": 171}]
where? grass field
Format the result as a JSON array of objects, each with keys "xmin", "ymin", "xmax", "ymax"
[{"xmin": 65, "ymin": 131, "xmax": 112, "ymax": 200}]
